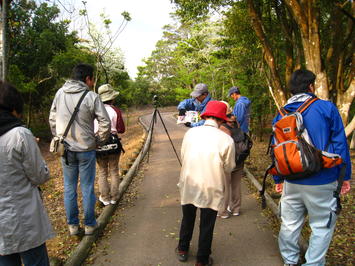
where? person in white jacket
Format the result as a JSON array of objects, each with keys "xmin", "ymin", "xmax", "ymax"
[
  {"xmin": 0, "ymin": 81, "xmax": 54, "ymax": 265},
  {"xmin": 176, "ymin": 101, "xmax": 236, "ymax": 266}
]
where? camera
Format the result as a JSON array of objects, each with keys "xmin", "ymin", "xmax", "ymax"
[{"xmin": 153, "ymin": 95, "xmax": 159, "ymax": 107}]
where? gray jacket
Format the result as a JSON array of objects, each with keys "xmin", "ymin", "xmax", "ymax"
[
  {"xmin": 0, "ymin": 127, "xmax": 54, "ymax": 255},
  {"xmin": 49, "ymin": 80, "xmax": 111, "ymax": 151}
]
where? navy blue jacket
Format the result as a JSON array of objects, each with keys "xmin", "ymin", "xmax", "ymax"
[{"xmin": 272, "ymin": 93, "xmax": 351, "ymax": 185}]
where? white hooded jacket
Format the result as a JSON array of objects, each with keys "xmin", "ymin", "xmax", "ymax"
[{"xmin": 49, "ymin": 80, "xmax": 111, "ymax": 151}]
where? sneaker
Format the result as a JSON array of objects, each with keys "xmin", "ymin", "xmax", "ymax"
[
  {"xmin": 217, "ymin": 213, "xmax": 230, "ymax": 219},
  {"xmin": 227, "ymin": 207, "xmax": 240, "ymax": 216},
  {"xmin": 110, "ymin": 200, "xmax": 117, "ymax": 205},
  {"xmin": 68, "ymin": 225, "xmax": 79, "ymax": 236},
  {"xmin": 84, "ymin": 224, "xmax": 98, "ymax": 235},
  {"xmin": 99, "ymin": 195, "xmax": 110, "ymax": 206},
  {"xmin": 195, "ymin": 257, "xmax": 213, "ymax": 266},
  {"xmin": 175, "ymin": 247, "xmax": 188, "ymax": 262}
]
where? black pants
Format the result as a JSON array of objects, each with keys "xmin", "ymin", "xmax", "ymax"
[{"xmin": 178, "ymin": 204, "xmax": 217, "ymax": 264}]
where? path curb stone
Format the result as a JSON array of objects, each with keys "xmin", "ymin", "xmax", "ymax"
[{"xmin": 63, "ymin": 116, "xmax": 153, "ymax": 266}]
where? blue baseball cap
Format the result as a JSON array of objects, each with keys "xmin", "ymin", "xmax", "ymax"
[{"xmin": 228, "ymin": 86, "xmax": 240, "ymax": 97}]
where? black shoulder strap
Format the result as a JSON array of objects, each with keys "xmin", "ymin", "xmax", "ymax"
[
  {"xmin": 334, "ymin": 163, "xmax": 346, "ymax": 215},
  {"xmin": 62, "ymin": 90, "xmax": 89, "ymax": 139}
]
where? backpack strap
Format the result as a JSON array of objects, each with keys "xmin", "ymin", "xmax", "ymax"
[
  {"xmin": 278, "ymin": 107, "xmax": 288, "ymax": 117},
  {"xmin": 334, "ymin": 163, "xmax": 346, "ymax": 215},
  {"xmin": 296, "ymin": 96, "xmax": 318, "ymax": 114},
  {"xmin": 259, "ymin": 164, "xmax": 274, "ymax": 209}
]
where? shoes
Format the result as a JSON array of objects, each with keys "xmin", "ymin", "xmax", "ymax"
[
  {"xmin": 99, "ymin": 195, "xmax": 110, "ymax": 206},
  {"xmin": 84, "ymin": 224, "xmax": 98, "ymax": 235},
  {"xmin": 227, "ymin": 207, "xmax": 240, "ymax": 216},
  {"xmin": 68, "ymin": 225, "xmax": 79, "ymax": 236},
  {"xmin": 175, "ymin": 247, "xmax": 188, "ymax": 262},
  {"xmin": 195, "ymin": 257, "xmax": 213, "ymax": 266},
  {"xmin": 110, "ymin": 200, "xmax": 117, "ymax": 205},
  {"xmin": 217, "ymin": 213, "xmax": 230, "ymax": 219}
]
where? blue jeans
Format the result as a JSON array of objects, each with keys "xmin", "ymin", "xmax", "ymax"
[
  {"xmin": 0, "ymin": 243, "xmax": 49, "ymax": 266},
  {"xmin": 62, "ymin": 150, "xmax": 97, "ymax": 226}
]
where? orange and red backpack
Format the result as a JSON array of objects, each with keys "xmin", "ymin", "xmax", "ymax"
[{"xmin": 260, "ymin": 97, "xmax": 346, "ymax": 211}]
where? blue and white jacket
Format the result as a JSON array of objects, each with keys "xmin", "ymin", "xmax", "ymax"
[
  {"xmin": 232, "ymin": 96, "xmax": 251, "ymax": 133},
  {"xmin": 177, "ymin": 94, "xmax": 213, "ymax": 127},
  {"xmin": 272, "ymin": 93, "xmax": 351, "ymax": 185}
]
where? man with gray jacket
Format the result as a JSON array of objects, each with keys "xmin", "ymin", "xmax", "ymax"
[{"xmin": 49, "ymin": 63, "xmax": 110, "ymax": 235}]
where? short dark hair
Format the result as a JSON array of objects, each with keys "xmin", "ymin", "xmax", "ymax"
[
  {"xmin": 0, "ymin": 81, "xmax": 24, "ymax": 114},
  {"xmin": 71, "ymin": 63, "xmax": 94, "ymax": 83},
  {"xmin": 289, "ymin": 69, "xmax": 316, "ymax": 95}
]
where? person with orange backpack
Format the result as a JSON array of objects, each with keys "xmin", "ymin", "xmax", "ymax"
[{"xmin": 267, "ymin": 70, "xmax": 351, "ymax": 266}]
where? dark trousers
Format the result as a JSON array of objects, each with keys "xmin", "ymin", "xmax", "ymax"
[
  {"xmin": 0, "ymin": 243, "xmax": 49, "ymax": 266},
  {"xmin": 178, "ymin": 204, "xmax": 217, "ymax": 264}
]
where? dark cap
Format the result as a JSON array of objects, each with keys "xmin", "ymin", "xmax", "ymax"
[{"xmin": 228, "ymin": 86, "xmax": 240, "ymax": 97}]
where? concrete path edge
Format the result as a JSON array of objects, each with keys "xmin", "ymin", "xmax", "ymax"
[{"xmin": 62, "ymin": 115, "xmax": 153, "ymax": 266}]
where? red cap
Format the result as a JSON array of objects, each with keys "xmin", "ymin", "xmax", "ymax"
[{"xmin": 201, "ymin": 101, "xmax": 229, "ymax": 122}]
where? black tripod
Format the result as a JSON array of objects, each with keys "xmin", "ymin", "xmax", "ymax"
[{"xmin": 147, "ymin": 95, "xmax": 182, "ymax": 166}]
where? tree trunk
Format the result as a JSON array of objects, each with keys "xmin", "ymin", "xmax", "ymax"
[
  {"xmin": 247, "ymin": 0, "xmax": 287, "ymax": 107},
  {"xmin": 284, "ymin": 0, "xmax": 329, "ymax": 100},
  {"xmin": 337, "ymin": 72, "xmax": 355, "ymax": 126},
  {"xmin": 1, "ymin": 0, "xmax": 9, "ymax": 80}
]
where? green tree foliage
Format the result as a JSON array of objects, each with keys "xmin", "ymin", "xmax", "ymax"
[
  {"xmin": 137, "ymin": 14, "xmax": 275, "ymax": 138},
  {"xmin": 7, "ymin": 0, "xmax": 94, "ymax": 126},
  {"xmin": 172, "ymin": 0, "xmax": 354, "ymax": 133}
]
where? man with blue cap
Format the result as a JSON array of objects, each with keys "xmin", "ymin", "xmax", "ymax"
[
  {"xmin": 177, "ymin": 83, "xmax": 213, "ymax": 127},
  {"xmin": 228, "ymin": 86, "xmax": 251, "ymax": 133}
]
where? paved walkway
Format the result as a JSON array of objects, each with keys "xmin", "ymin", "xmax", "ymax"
[{"xmin": 93, "ymin": 112, "xmax": 283, "ymax": 266}]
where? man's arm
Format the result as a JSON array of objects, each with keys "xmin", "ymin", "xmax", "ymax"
[
  {"xmin": 233, "ymin": 102, "xmax": 246, "ymax": 125},
  {"xmin": 94, "ymin": 96, "xmax": 111, "ymax": 145},
  {"xmin": 21, "ymin": 129, "xmax": 50, "ymax": 185},
  {"xmin": 48, "ymin": 95, "xmax": 58, "ymax": 136},
  {"xmin": 329, "ymin": 105, "xmax": 352, "ymax": 179},
  {"xmin": 177, "ymin": 98, "xmax": 195, "ymax": 111},
  {"xmin": 329, "ymin": 104, "xmax": 352, "ymax": 193}
]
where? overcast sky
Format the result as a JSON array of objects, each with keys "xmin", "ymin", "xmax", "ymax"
[{"xmin": 58, "ymin": 0, "xmax": 176, "ymax": 78}]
